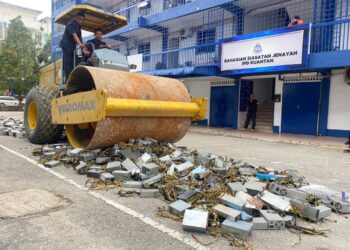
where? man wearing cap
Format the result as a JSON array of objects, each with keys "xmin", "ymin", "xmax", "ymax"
[
  {"xmin": 287, "ymin": 16, "xmax": 304, "ymax": 27},
  {"xmin": 59, "ymin": 12, "xmax": 85, "ymax": 82}
]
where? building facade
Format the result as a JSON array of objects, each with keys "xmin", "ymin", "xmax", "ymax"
[
  {"xmin": 0, "ymin": 1, "xmax": 51, "ymax": 46},
  {"xmin": 52, "ymin": 0, "xmax": 350, "ymax": 138}
]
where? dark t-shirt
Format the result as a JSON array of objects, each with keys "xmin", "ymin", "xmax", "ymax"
[
  {"xmin": 86, "ymin": 38, "xmax": 107, "ymax": 50},
  {"xmin": 247, "ymin": 99, "xmax": 258, "ymax": 113},
  {"xmin": 60, "ymin": 20, "xmax": 82, "ymax": 52}
]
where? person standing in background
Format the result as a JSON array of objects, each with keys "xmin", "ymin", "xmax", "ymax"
[
  {"xmin": 244, "ymin": 93, "xmax": 258, "ymax": 130},
  {"xmin": 287, "ymin": 15, "xmax": 304, "ymax": 27}
]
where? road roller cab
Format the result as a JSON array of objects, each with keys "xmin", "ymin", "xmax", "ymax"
[
  {"xmin": 85, "ymin": 48, "xmax": 130, "ymax": 72},
  {"xmin": 58, "ymin": 5, "xmax": 130, "ymax": 84},
  {"xmin": 24, "ymin": 5, "xmax": 208, "ymax": 149}
]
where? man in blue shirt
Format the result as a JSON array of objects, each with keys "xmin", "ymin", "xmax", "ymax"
[
  {"xmin": 59, "ymin": 12, "xmax": 86, "ymax": 81},
  {"xmin": 84, "ymin": 29, "xmax": 112, "ymax": 57}
]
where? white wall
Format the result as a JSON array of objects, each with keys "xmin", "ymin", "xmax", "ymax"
[
  {"xmin": 0, "ymin": 2, "xmax": 49, "ymax": 46},
  {"xmin": 327, "ymin": 71, "xmax": 350, "ymax": 130},
  {"xmin": 177, "ymin": 19, "xmax": 235, "ymax": 67},
  {"xmin": 126, "ymin": 35, "xmax": 163, "ymax": 71},
  {"xmin": 0, "ymin": 3, "xmax": 41, "ymax": 30},
  {"xmin": 274, "ymin": 78, "xmax": 283, "ymax": 128},
  {"xmin": 183, "ymin": 78, "xmax": 211, "ymax": 120},
  {"xmin": 337, "ymin": 1, "xmax": 350, "ymax": 50},
  {"xmin": 238, "ymin": 112, "xmax": 246, "ymax": 128},
  {"xmin": 39, "ymin": 17, "xmax": 51, "ymax": 34}
]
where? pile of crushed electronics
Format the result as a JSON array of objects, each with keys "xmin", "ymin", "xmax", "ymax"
[
  {"xmin": 1, "ymin": 117, "xmax": 350, "ymax": 246},
  {"xmin": 0, "ymin": 117, "xmax": 25, "ymax": 138}
]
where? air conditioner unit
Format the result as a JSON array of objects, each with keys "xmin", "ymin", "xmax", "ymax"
[
  {"xmin": 344, "ymin": 68, "xmax": 350, "ymax": 85},
  {"xmin": 180, "ymin": 28, "xmax": 194, "ymax": 39},
  {"xmin": 129, "ymin": 40, "xmax": 138, "ymax": 49}
]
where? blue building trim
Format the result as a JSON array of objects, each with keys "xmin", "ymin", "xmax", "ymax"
[
  {"xmin": 308, "ymin": 51, "xmax": 350, "ymax": 69},
  {"xmin": 320, "ymin": 0, "xmax": 336, "ymax": 51},
  {"xmin": 52, "ymin": 0, "xmax": 77, "ymax": 17},
  {"xmin": 233, "ymin": 79, "xmax": 241, "ymax": 129},
  {"xmin": 273, "ymin": 126, "xmax": 280, "ymax": 133},
  {"xmin": 318, "ymin": 76, "xmax": 331, "ymax": 136},
  {"xmin": 143, "ymin": 24, "xmax": 166, "ymax": 33},
  {"xmin": 106, "ymin": 0, "xmax": 238, "ymax": 38},
  {"xmin": 141, "ymin": 0, "xmax": 238, "ymax": 27},
  {"xmin": 141, "ymin": 66, "xmax": 218, "ymax": 78},
  {"xmin": 192, "ymin": 120, "xmax": 209, "ymax": 126},
  {"xmin": 107, "ymin": 21, "xmax": 140, "ymax": 37},
  {"xmin": 222, "ymin": 3, "xmax": 244, "ymax": 35},
  {"xmin": 326, "ymin": 129, "xmax": 350, "ymax": 138},
  {"xmin": 108, "ymin": 34, "xmax": 129, "ymax": 42}
]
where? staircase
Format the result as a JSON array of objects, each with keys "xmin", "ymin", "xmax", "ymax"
[{"xmin": 256, "ymin": 101, "xmax": 274, "ymax": 133}]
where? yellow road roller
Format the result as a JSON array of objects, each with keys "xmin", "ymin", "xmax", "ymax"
[{"xmin": 24, "ymin": 5, "xmax": 207, "ymax": 149}]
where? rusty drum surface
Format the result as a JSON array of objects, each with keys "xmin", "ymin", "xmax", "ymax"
[{"xmin": 65, "ymin": 66, "xmax": 191, "ymax": 149}]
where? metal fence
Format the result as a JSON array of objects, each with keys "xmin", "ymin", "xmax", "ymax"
[
  {"xmin": 51, "ymin": 0, "xmax": 350, "ymax": 68},
  {"xmin": 140, "ymin": 42, "xmax": 219, "ymax": 71},
  {"xmin": 139, "ymin": 22, "xmax": 350, "ymax": 71},
  {"xmin": 85, "ymin": 0, "xmax": 197, "ymax": 22},
  {"xmin": 311, "ymin": 19, "xmax": 350, "ymax": 53}
]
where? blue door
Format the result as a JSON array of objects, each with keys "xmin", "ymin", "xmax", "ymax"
[
  {"xmin": 282, "ymin": 82, "xmax": 321, "ymax": 135},
  {"xmin": 210, "ymin": 85, "xmax": 238, "ymax": 128}
]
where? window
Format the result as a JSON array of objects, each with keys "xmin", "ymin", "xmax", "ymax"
[
  {"xmin": 196, "ymin": 28, "xmax": 216, "ymax": 54},
  {"xmin": 0, "ymin": 22, "xmax": 6, "ymax": 40},
  {"xmin": 0, "ymin": 23, "xmax": 3, "ymax": 40},
  {"xmin": 138, "ymin": 42, "xmax": 151, "ymax": 62},
  {"xmin": 42, "ymin": 33, "xmax": 49, "ymax": 45}
]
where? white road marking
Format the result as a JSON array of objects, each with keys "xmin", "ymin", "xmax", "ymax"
[{"xmin": 0, "ymin": 143, "xmax": 207, "ymax": 250}]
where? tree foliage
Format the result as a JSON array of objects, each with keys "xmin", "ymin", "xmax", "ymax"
[
  {"xmin": 0, "ymin": 16, "xmax": 40, "ymax": 99},
  {"xmin": 38, "ymin": 35, "xmax": 52, "ymax": 67}
]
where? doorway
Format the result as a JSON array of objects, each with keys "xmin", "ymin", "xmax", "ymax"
[{"xmin": 239, "ymin": 78, "xmax": 275, "ymax": 132}]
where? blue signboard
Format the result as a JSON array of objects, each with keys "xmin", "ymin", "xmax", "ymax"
[{"xmin": 219, "ymin": 24, "xmax": 311, "ymax": 75}]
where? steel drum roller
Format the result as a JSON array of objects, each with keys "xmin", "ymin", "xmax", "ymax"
[{"xmin": 64, "ymin": 66, "xmax": 193, "ymax": 149}]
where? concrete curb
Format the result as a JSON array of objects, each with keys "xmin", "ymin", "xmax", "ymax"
[{"xmin": 189, "ymin": 128, "xmax": 347, "ymax": 150}]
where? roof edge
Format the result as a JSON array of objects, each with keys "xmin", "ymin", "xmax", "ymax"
[{"xmin": 0, "ymin": 1, "xmax": 42, "ymax": 15}]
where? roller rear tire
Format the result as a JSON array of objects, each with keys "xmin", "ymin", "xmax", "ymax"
[{"xmin": 24, "ymin": 86, "xmax": 63, "ymax": 144}]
